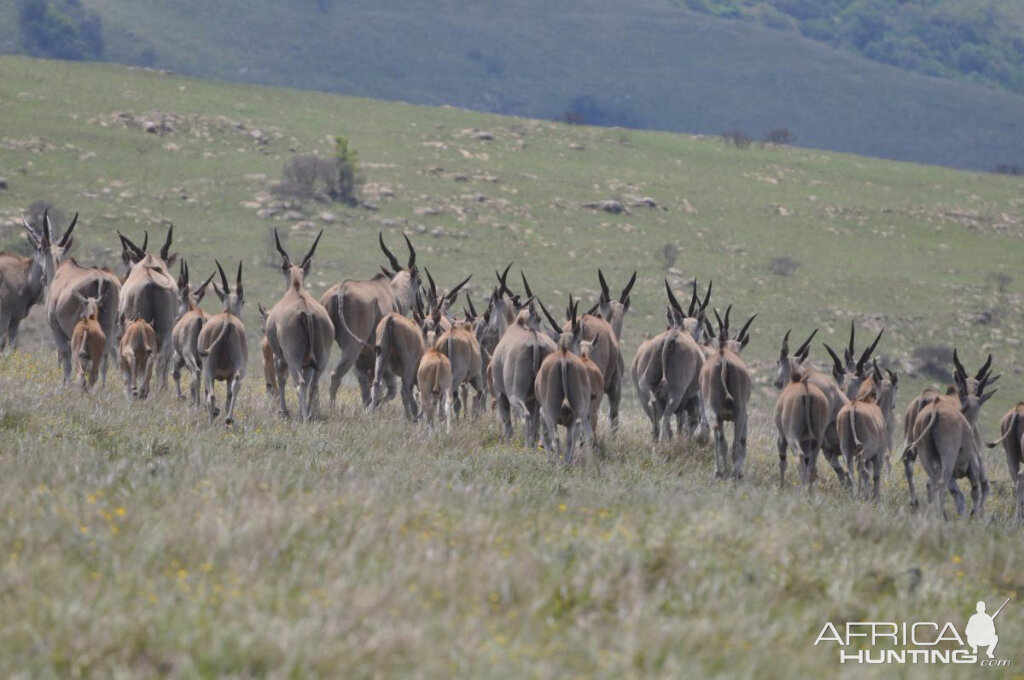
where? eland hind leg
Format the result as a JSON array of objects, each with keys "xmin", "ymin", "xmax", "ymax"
[
  {"xmin": 731, "ymin": 412, "xmax": 749, "ymax": 480},
  {"xmin": 224, "ymin": 374, "xmax": 242, "ymax": 425}
]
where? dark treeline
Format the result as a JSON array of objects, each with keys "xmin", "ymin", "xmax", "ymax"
[{"xmin": 677, "ymin": 0, "xmax": 1024, "ymax": 94}]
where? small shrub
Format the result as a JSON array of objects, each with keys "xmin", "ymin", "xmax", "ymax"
[
  {"xmin": 563, "ymin": 110, "xmax": 584, "ymax": 126},
  {"xmin": 721, "ymin": 129, "xmax": 752, "ymax": 149},
  {"xmin": 273, "ymin": 136, "xmax": 362, "ymax": 206},
  {"xmin": 329, "ymin": 136, "xmax": 361, "ymax": 206},
  {"xmin": 768, "ymin": 256, "xmax": 800, "ymax": 276},
  {"xmin": 992, "ymin": 163, "xmax": 1021, "ymax": 176},
  {"xmin": 764, "ymin": 127, "xmax": 796, "ymax": 145}
]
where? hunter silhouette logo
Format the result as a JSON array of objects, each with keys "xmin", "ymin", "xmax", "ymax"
[
  {"xmin": 814, "ymin": 597, "xmax": 1012, "ymax": 666},
  {"xmin": 966, "ymin": 599, "xmax": 1008, "ymax": 659}
]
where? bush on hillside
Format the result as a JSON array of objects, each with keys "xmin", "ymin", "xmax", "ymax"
[
  {"xmin": 764, "ymin": 127, "xmax": 796, "ymax": 145},
  {"xmin": 721, "ymin": 129, "xmax": 753, "ymax": 149},
  {"xmin": 273, "ymin": 137, "xmax": 362, "ymax": 206}
]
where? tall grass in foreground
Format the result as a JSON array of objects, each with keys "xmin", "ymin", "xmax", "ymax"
[{"xmin": 0, "ymin": 349, "xmax": 1021, "ymax": 678}]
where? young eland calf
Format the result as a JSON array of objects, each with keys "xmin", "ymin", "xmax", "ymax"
[
  {"xmin": 70, "ymin": 280, "xmax": 107, "ymax": 391},
  {"xmin": 171, "ymin": 260, "xmax": 216, "ymax": 405},
  {"xmin": 372, "ymin": 310, "xmax": 425, "ymax": 421},
  {"xmin": 119, "ymin": 315, "xmax": 157, "ymax": 399},
  {"xmin": 417, "ymin": 342, "xmax": 454, "ymax": 431}
]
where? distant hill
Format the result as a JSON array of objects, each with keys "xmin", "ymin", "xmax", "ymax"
[
  {"xmin": 1, "ymin": 0, "xmax": 1023, "ymax": 170},
  {"xmin": 673, "ymin": 0, "xmax": 1024, "ymax": 96}
]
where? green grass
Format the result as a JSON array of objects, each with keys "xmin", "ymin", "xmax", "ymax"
[
  {"xmin": 4, "ymin": 0, "xmax": 1024, "ymax": 169},
  {"xmin": 1, "ymin": 56, "xmax": 1024, "ymax": 676}
]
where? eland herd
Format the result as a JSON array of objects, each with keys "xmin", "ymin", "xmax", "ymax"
[{"xmin": 2, "ymin": 211, "xmax": 1021, "ymax": 520}]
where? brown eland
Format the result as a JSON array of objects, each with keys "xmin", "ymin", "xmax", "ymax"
[
  {"xmin": 987, "ymin": 402, "xmax": 1024, "ymax": 519},
  {"xmin": 596, "ymin": 269, "xmax": 636, "ymax": 341},
  {"xmin": 774, "ymin": 370, "xmax": 830, "ymax": 491},
  {"xmin": 0, "ymin": 215, "xmax": 53, "ymax": 350},
  {"xmin": 371, "ymin": 310, "xmax": 425, "ymax": 421},
  {"xmin": 70, "ymin": 281, "xmax": 107, "ymax": 391},
  {"xmin": 631, "ymin": 280, "xmax": 710, "ymax": 442},
  {"xmin": 489, "ymin": 299, "xmax": 556, "ymax": 446},
  {"xmin": 321, "ymin": 232, "xmax": 421, "ymax": 407},
  {"xmin": 774, "ymin": 329, "xmax": 852, "ymax": 487},
  {"xmin": 44, "ymin": 212, "xmax": 122, "ymax": 384},
  {"xmin": 119, "ymin": 315, "xmax": 157, "ymax": 399},
  {"xmin": 534, "ymin": 300, "xmax": 593, "ymax": 464},
  {"xmin": 197, "ymin": 261, "xmax": 248, "ymax": 425},
  {"xmin": 699, "ymin": 306, "xmax": 756, "ymax": 479},
  {"xmin": 903, "ymin": 352, "xmax": 995, "ymax": 516},
  {"xmin": 264, "ymin": 230, "xmax": 334, "ymax": 422},
  {"xmin": 837, "ymin": 361, "xmax": 898, "ymax": 499},
  {"xmin": 434, "ymin": 317, "xmax": 485, "ymax": 418},
  {"xmin": 117, "ymin": 227, "xmax": 179, "ymax": 389},
  {"xmin": 170, "ymin": 260, "xmax": 216, "ymax": 405},
  {"xmin": 417, "ymin": 344, "xmax": 453, "ymax": 431},
  {"xmin": 257, "ymin": 303, "xmax": 278, "ymax": 399},
  {"xmin": 901, "ymin": 351, "xmax": 996, "ymax": 503}
]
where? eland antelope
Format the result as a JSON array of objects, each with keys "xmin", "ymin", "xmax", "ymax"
[
  {"xmin": 699, "ymin": 306, "xmax": 756, "ymax": 479},
  {"xmin": 774, "ymin": 370, "xmax": 830, "ymax": 491},
  {"xmin": 265, "ymin": 230, "xmax": 334, "ymax": 422},
  {"xmin": 0, "ymin": 215, "xmax": 53, "ymax": 350},
  {"xmin": 257, "ymin": 303, "xmax": 278, "ymax": 399},
  {"xmin": 70, "ymin": 281, "xmax": 107, "ymax": 391},
  {"xmin": 434, "ymin": 319, "xmax": 485, "ymax": 418},
  {"xmin": 45, "ymin": 213, "xmax": 122, "ymax": 384},
  {"xmin": 119, "ymin": 316, "xmax": 157, "ymax": 399},
  {"xmin": 534, "ymin": 300, "xmax": 593, "ymax": 464},
  {"xmin": 321, "ymin": 233, "xmax": 421, "ymax": 407},
  {"xmin": 578, "ymin": 338, "xmax": 604, "ymax": 444},
  {"xmin": 117, "ymin": 227, "xmax": 179, "ymax": 389},
  {"xmin": 987, "ymin": 403, "xmax": 1024, "ymax": 519},
  {"xmin": 171, "ymin": 260, "xmax": 216, "ymax": 405},
  {"xmin": 197, "ymin": 261, "xmax": 247, "ymax": 424},
  {"xmin": 822, "ymin": 322, "xmax": 885, "ymax": 400},
  {"xmin": 560, "ymin": 276, "xmax": 627, "ymax": 432},
  {"xmin": 903, "ymin": 352, "xmax": 995, "ymax": 516},
  {"xmin": 417, "ymin": 344, "xmax": 453, "ymax": 431},
  {"xmin": 596, "ymin": 269, "xmax": 636, "ymax": 341},
  {"xmin": 775, "ymin": 329, "xmax": 852, "ymax": 487},
  {"xmin": 837, "ymin": 361, "xmax": 898, "ymax": 499},
  {"xmin": 422, "ymin": 267, "xmax": 472, "ymax": 330},
  {"xmin": 632, "ymin": 280, "xmax": 710, "ymax": 442},
  {"xmin": 901, "ymin": 351, "xmax": 996, "ymax": 499},
  {"xmin": 489, "ymin": 299, "xmax": 556, "ymax": 446},
  {"xmin": 371, "ymin": 311, "xmax": 425, "ymax": 421}
]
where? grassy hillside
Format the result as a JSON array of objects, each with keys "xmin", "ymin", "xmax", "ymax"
[
  {"xmin": 1, "ymin": 57, "xmax": 1024, "ymax": 676},
  {"xmin": 3, "ymin": 0, "xmax": 1024, "ymax": 170}
]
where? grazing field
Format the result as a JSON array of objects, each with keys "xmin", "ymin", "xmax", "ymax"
[
  {"xmin": 1, "ymin": 56, "xmax": 1024, "ymax": 676},
  {"xmin": 2, "ymin": 350, "xmax": 1023, "ymax": 678}
]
